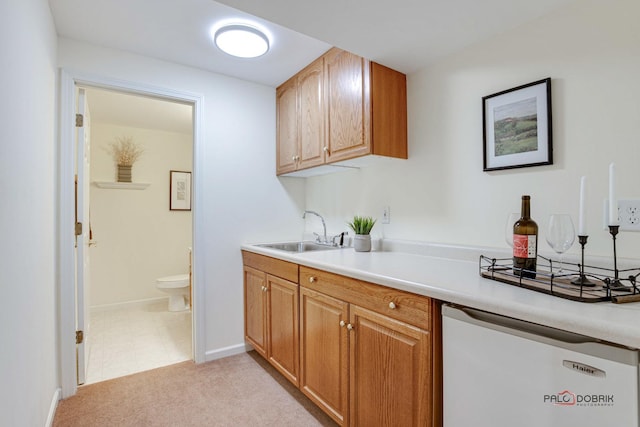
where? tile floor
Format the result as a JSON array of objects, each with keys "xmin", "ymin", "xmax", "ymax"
[{"xmin": 85, "ymin": 300, "xmax": 192, "ymax": 385}]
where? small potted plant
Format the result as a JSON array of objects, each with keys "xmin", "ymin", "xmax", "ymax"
[
  {"xmin": 109, "ymin": 136, "xmax": 144, "ymax": 182},
  {"xmin": 347, "ymin": 215, "xmax": 377, "ymax": 252}
]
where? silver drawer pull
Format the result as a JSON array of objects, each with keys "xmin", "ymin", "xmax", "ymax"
[
  {"xmin": 388, "ymin": 302, "xmax": 396, "ymax": 309},
  {"xmin": 309, "ymin": 276, "xmax": 317, "ymax": 283}
]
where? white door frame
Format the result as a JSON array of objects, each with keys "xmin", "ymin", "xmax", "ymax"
[{"xmin": 58, "ymin": 69, "xmax": 206, "ymax": 398}]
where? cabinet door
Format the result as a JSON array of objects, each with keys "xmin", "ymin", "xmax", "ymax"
[
  {"xmin": 267, "ymin": 274, "xmax": 299, "ymax": 386},
  {"xmin": 243, "ymin": 266, "xmax": 267, "ymax": 358},
  {"xmin": 324, "ymin": 48, "xmax": 371, "ymax": 163},
  {"xmin": 349, "ymin": 305, "xmax": 431, "ymax": 427},
  {"xmin": 276, "ymin": 77, "xmax": 298, "ymax": 175},
  {"xmin": 297, "ymin": 56, "xmax": 325, "ymax": 170},
  {"xmin": 300, "ymin": 287, "xmax": 349, "ymax": 426}
]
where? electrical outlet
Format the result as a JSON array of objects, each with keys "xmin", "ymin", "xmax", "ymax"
[
  {"xmin": 382, "ymin": 206, "xmax": 390, "ymax": 224},
  {"xmin": 604, "ymin": 199, "xmax": 640, "ymax": 231},
  {"xmin": 618, "ymin": 199, "xmax": 640, "ymax": 231}
]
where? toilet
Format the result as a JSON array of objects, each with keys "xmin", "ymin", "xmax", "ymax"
[{"xmin": 156, "ymin": 274, "xmax": 190, "ymax": 311}]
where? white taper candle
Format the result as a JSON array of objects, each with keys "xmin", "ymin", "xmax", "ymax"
[
  {"xmin": 578, "ymin": 176, "xmax": 586, "ymax": 235},
  {"xmin": 609, "ymin": 163, "xmax": 618, "ymax": 226}
]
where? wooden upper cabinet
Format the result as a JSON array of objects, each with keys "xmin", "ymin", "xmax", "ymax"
[
  {"xmin": 275, "ymin": 47, "xmax": 407, "ymax": 176},
  {"xmin": 276, "ymin": 56, "xmax": 325, "ymax": 175},
  {"xmin": 276, "ymin": 77, "xmax": 298, "ymax": 175},
  {"xmin": 324, "ymin": 48, "xmax": 371, "ymax": 163},
  {"xmin": 370, "ymin": 61, "xmax": 408, "ymax": 159},
  {"xmin": 297, "ymin": 57, "xmax": 326, "ymax": 170}
]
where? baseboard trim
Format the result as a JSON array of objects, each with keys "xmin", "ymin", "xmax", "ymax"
[
  {"xmin": 90, "ymin": 297, "xmax": 168, "ymax": 313},
  {"xmin": 204, "ymin": 343, "xmax": 250, "ymax": 362},
  {"xmin": 46, "ymin": 388, "xmax": 61, "ymax": 427}
]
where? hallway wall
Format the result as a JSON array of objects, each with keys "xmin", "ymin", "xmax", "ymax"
[
  {"xmin": 58, "ymin": 38, "xmax": 307, "ymax": 359},
  {"xmin": 0, "ymin": 0, "xmax": 59, "ymax": 425}
]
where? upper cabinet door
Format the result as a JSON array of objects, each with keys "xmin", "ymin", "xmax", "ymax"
[
  {"xmin": 297, "ymin": 57, "xmax": 326, "ymax": 170},
  {"xmin": 275, "ymin": 47, "xmax": 406, "ymax": 176},
  {"xmin": 276, "ymin": 77, "xmax": 298, "ymax": 175},
  {"xmin": 324, "ymin": 48, "xmax": 371, "ymax": 163}
]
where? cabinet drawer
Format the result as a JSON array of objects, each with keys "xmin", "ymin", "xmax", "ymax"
[
  {"xmin": 300, "ymin": 266, "xmax": 431, "ymax": 330},
  {"xmin": 242, "ymin": 251, "xmax": 298, "ymax": 283}
]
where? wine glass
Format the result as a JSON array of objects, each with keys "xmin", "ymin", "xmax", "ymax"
[
  {"xmin": 546, "ymin": 214, "xmax": 576, "ymax": 273},
  {"xmin": 505, "ymin": 212, "xmax": 520, "ymax": 248}
]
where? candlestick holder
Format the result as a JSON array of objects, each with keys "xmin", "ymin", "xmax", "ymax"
[
  {"xmin": 571, "ymin": 235, "xmax": 595, "ymax": 286},
  {"xmin": 608, "ymin": 225, "xmax": 626, "ymax": 289}
]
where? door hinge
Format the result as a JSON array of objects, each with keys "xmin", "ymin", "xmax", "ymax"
[
  {"xmin": 75, "ymin": 222, "xmax": 83, "ymax": 236},
  {"xmin": 76, "ymin": 330, "xmax": 84, "ymax": 344},
  {"xmin": 76, "ymin": 114, "xmax": 83, "ymax": 127}
]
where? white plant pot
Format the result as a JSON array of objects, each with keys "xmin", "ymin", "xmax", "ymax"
[{"xmin": 353, "ymin": 234, "xmax": 372, "ymax": 252}]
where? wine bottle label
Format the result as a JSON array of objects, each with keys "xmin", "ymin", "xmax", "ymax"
[{"xmin": 513, "ymin": 234, "xmax": 537, "ymax": 258}]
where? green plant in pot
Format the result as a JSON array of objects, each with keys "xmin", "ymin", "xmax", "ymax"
[{"xmin": 347, "ymin": 215, "xmax": 376, "ymax": 252}]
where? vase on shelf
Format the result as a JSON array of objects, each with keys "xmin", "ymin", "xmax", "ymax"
[{"xmin": 117, "ymin": 165, "xmax": 132, "ymax": 183}]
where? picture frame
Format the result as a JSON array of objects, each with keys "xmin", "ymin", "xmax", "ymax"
[
  {"xmin": 483, "ymin": 78, "xmax": 552, "ymax": 171},
  {"xmin": 169, "ymin": 170, "xmax": 191, "ymax": 211}
]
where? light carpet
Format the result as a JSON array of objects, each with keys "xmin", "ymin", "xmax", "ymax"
[{"xmin": 54, "ymin": 351, "xmax": 337, "ymax": 426}]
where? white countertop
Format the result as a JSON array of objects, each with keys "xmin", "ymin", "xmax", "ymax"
[{"xmin": 242, "ymin": 241, "xmax": 640, "ymax": 349}]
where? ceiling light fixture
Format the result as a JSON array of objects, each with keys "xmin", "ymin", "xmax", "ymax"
[{"xmin": 214, "ymin": 24, "xmax": 270, "ymax": 58}]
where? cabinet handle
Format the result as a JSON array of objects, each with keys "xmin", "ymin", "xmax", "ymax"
[
  {"xmin": 261, "ymin": 286, "xmax": 268, "ymax": 292},
  {"xmin": 309, "ymin": 276, "xmax": 317, "ymax": 283},
  {"xmin": 339, "ymin": 320, "xmax": 345, "ymax": 327},
  {"xmin": 323, "ymin": 146, "xmax": 329, "ymax": 153},
  {"xmin": 388, "ymin": 302, "xmax": 396, "ymax": 309},
  {"xmin": 346, "ymin": 323, "xmax": 354, "ymax": 331}
]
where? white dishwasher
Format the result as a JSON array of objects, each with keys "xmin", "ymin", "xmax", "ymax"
[{"xmin": 442, "ymin": 304, "xmax": 639, "ymax": 427}]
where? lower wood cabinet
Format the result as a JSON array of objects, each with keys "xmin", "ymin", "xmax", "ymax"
[
  {"xmin": 349, "ymin": 305, "xmax": 431, "ymax": 426},
  {"xmin": 299, "ymin": 287, "xmax": 349, "ymax": 424},
  {"xmin": 243, "ymin": 265, "xmax": 268, "ymax": 358},
  {"xmin": 267, "ymin": 275, "xmax": 299, "ymax": 385},
  {"xmin": 242, "ymin": 251, "xmax": 442, "ymax": 427},
  {"xmin": 242, "ymin": 251, "xmax": 299, "ymax": 386}
]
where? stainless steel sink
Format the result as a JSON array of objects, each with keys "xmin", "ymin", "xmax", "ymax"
[{"xmin": 257, "ymin": 241, "xmax": 340, "ymax": 253}]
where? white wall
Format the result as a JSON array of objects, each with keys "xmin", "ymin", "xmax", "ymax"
[
  {"xmin": 0, "ymin": 0, "xmax": 58, "ymax": 425},
  {"xmin": 58, "ymin": 38, "xmax": 307, "ymax": 356},
  {"xmin": 89, "ymin": 122, "xmax": 193, "ymax": 306},
  {"xmin": 306, "ymin": 0, "xmax": 640, "ymax": 260}
]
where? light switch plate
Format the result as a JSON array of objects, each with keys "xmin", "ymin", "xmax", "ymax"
[{"xmin": 382, "ymin": 206, "xmax": 390, "ymax": 224}]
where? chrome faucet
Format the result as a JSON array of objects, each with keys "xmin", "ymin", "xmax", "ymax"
[{"xmin": 302, "ymin": 210, "xmax": 328, "ymax": 244}]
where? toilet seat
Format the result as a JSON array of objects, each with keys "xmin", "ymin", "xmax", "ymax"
[{"xmin": 156, "ymin": 274, "xmax": 189, "ymax": 289}]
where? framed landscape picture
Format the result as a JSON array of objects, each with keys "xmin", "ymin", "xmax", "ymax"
[{"xmin": 483, "ymin": 78, "xmax": 552, "ymax": 171}]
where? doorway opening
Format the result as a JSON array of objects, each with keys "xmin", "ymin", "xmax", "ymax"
[
  {"xmin": 59, "ymin": 70, "xmax": 205, "ymax": 398},
  {"xmin": 79, "ymin": 86, "xmax": 194, "ymax": 384}
]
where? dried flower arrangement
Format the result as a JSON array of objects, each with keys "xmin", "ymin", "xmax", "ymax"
[{"xmin": 108, "ymin": 136, "xmax": 144, "ymax": 166}]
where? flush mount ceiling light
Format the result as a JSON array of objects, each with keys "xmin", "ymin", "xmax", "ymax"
[{"xmin": 214, "ymin": 24, "xmax": 270, "ymax": 58}]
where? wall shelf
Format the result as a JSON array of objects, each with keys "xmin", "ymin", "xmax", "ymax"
[{"xmin": 93, "ymin": 182, "xmax": 150, "ymax": 190}]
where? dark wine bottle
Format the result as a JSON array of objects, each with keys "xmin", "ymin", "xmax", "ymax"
[{"xmin": 513, "ymin": 195, "xmax": 538, "ymax": 278}]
